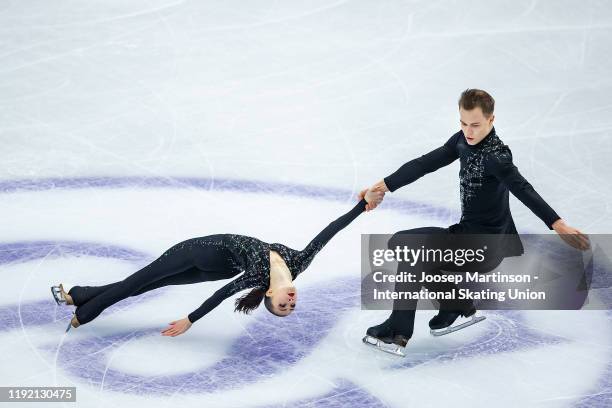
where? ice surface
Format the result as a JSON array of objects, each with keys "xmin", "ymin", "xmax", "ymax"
[{"xmin": 1, "ymin": 1, "xmax": 611, "ymax": 407}]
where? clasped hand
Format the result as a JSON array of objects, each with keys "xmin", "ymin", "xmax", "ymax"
[{"xmin": 359, "ymin": 180, "xmax": 388, "ymax": 211}]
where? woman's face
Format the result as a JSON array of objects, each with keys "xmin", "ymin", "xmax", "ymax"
[{"xmin": 271, "ymin": 287, "xmax": 297, "ymax": 316}]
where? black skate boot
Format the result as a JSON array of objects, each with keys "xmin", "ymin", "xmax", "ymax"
[
  {"xmin": 363, "ymin": 319, "xmax": 410, "ymax": 357},
  {"xmin": 366, "ymin": 318, "xmax": 394, "ymax": 342},
  {"xmin": 429, "ymin": 306, "xmax": 485, "ymax": 336}
]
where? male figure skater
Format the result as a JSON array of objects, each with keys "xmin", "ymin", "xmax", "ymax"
[{"xmin": 359, "ymin": 88, "xmax": 590, "ymax": 356}]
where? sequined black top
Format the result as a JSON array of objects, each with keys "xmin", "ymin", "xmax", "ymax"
[
  {"xmin": 187, "ymin": 198, "xmax": 367, "ymax": 323},
  {"xmin": 383, "ymin": 127, "xmax": 561, "ymax": 256}
]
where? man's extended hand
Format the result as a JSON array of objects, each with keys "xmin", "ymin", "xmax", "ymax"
[
  {"xmin": 358, "ymin": 180, "xmax": 389, "ymax": 211},
  {"xmin": 552, "ymin": 219, "xmax": 590, "ymax": 251},
  {"xmin": 364, "ymin": 189, "xmax": 384, "ymax": 208}
]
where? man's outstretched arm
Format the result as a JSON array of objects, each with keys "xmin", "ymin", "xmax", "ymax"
[
  {"xmin": 359, "ymin": 133, "xmax": 461, "ymax": 210},
  {"xmin": 487, "ymin": 154, "xmax": 590, "ymax": 250}
]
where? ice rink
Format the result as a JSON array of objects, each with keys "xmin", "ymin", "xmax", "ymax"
[{"xmin": 1, "ymin": 1, "xmax": 612, "ymax": 407}]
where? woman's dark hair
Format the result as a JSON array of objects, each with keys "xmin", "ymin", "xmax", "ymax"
[
  {"xmin": 234, "ymin": 287, "xmax": 285, "ymax": 316},
  {"xmin": 234, "ymin": 288, "xmax": 266, "ymax": 314},
  {"xmin": 458, "ymin": 88, "xmax": 495, "ymax": 118}
]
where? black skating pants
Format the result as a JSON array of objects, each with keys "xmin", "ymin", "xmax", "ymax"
[
  {"xmin": 383, "ymin": 227, "xmax": 505, "ymax": 338},
  {"xmin": 68, "ymin": 237, "xmax": 238, "ymax": 325}
]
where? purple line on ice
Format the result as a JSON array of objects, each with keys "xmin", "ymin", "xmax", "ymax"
[
  {"xmin": 0, "ymin": 241, "xmax": 147, "ymax": 266},
  {"xmin": 0, "ymin": 176, "xmax": 461, "ymax": 222},
  {"xmin": 42, "ymin": 279, "xmax": 362, "ymax": 396},
  {"xmin": 263, "ymin": 379, "xmax": 388, "ymax": 408}
]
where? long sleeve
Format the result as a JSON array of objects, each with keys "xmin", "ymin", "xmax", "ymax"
[
  {"xmin": 486, "ymin": 154, "xmax": 561, "ymax": 230},
  {"xmin": 291, "ymin": 198, "xmax": 368, "ymax": 272},
  {"xmin": 383, "ymin": 133, "xmax": 460, "ymax": 192},
  {"xmin": 307, "ymin": 198, "xmax": 367, "ymax": 250},
  {"xmin": 187, "ymin": 276, "xmax": 246, "ymax": 323}
]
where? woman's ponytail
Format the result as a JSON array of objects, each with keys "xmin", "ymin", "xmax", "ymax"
[{"xmin": 234, "ymin": 287, "xmax": 266, "ymax": 314}]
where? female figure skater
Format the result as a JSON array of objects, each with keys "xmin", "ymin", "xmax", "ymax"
[{"xmin": 51, "ymin": 189, "xmax": 383, "ymax": 336}]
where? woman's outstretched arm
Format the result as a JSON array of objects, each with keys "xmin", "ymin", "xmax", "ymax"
[
  {"xmin": 302, "ymin": 190, "xmax": 382, "ymax": 255},
  {"xmin": 187, "ymin": 277, "xmax": 245, "ymax": 323},
  {"xmin": 161, "ymin": 276, "xmax": 246, "ymax": 336}
]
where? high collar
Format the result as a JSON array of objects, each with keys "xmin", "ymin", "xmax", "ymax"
[{"xmin": 466, "ymin": 126, "xmax": 496, "ymax": 149}]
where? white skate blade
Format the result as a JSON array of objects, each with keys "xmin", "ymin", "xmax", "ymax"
[
  {"xmin": 362, "ymin": 335, "xmax": 406, "ymax": 357},
  {"xmin": 51, "ymin": 285, "xmax": 66, "ymax": 305},
  {"xmin": 430, "ymin": 315, "xmax": 486, "ymax": 337},
  {"xmin": 65, "ymin": 312, "xmax": 76, "ymax": 333}
]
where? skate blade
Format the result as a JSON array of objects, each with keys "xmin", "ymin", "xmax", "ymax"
[
  {"xmin": 65, "ymin": 312, "xmax": 76, "ymax": 333},
  {"xmin": 51, "ymin": 286, "xmax": 65, "ymax": 305},
  {"xmin": 362, "ymin": 335, "xmax": 406, "ymax": 357},
  {"xmin": 430, "ymin": 315, "xmax": 486, "ymax": 337}
]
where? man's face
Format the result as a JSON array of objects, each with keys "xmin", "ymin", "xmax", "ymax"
[{"xmin": 459, "ymin": 107, "xmax": 494, "ymax": 145}]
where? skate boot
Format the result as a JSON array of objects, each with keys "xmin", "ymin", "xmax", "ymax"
[
  {"xmin": 51, "ymin": 284, "xmax": 74, "ymax": 306},
  {"xmin": 65, "ymin": 312, "xmax": 80, "ymax": 333},
  {"xmin": 429, "ymin": 306, "xmax": 485, "ymax": 336},
  {"xmin": 362, "ymin": 319, "xmax": 409, "ymax": 357}
]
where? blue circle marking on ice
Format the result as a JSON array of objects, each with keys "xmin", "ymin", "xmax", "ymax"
[
  {"xmin": 1, "ymin": 177, "xmax": 610, "ymax": 406},
  {"xmin": 44, "ymin": 278, "xmax": 362, "ymax": 395},
  {"xmin": 0, "ymin": 176, "xmax": 460, "ymax": 221}
]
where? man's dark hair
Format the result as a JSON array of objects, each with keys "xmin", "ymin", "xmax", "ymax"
[{"xmin": 458, "ymin": 89, "xmax": 495, "ymax": 118}]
